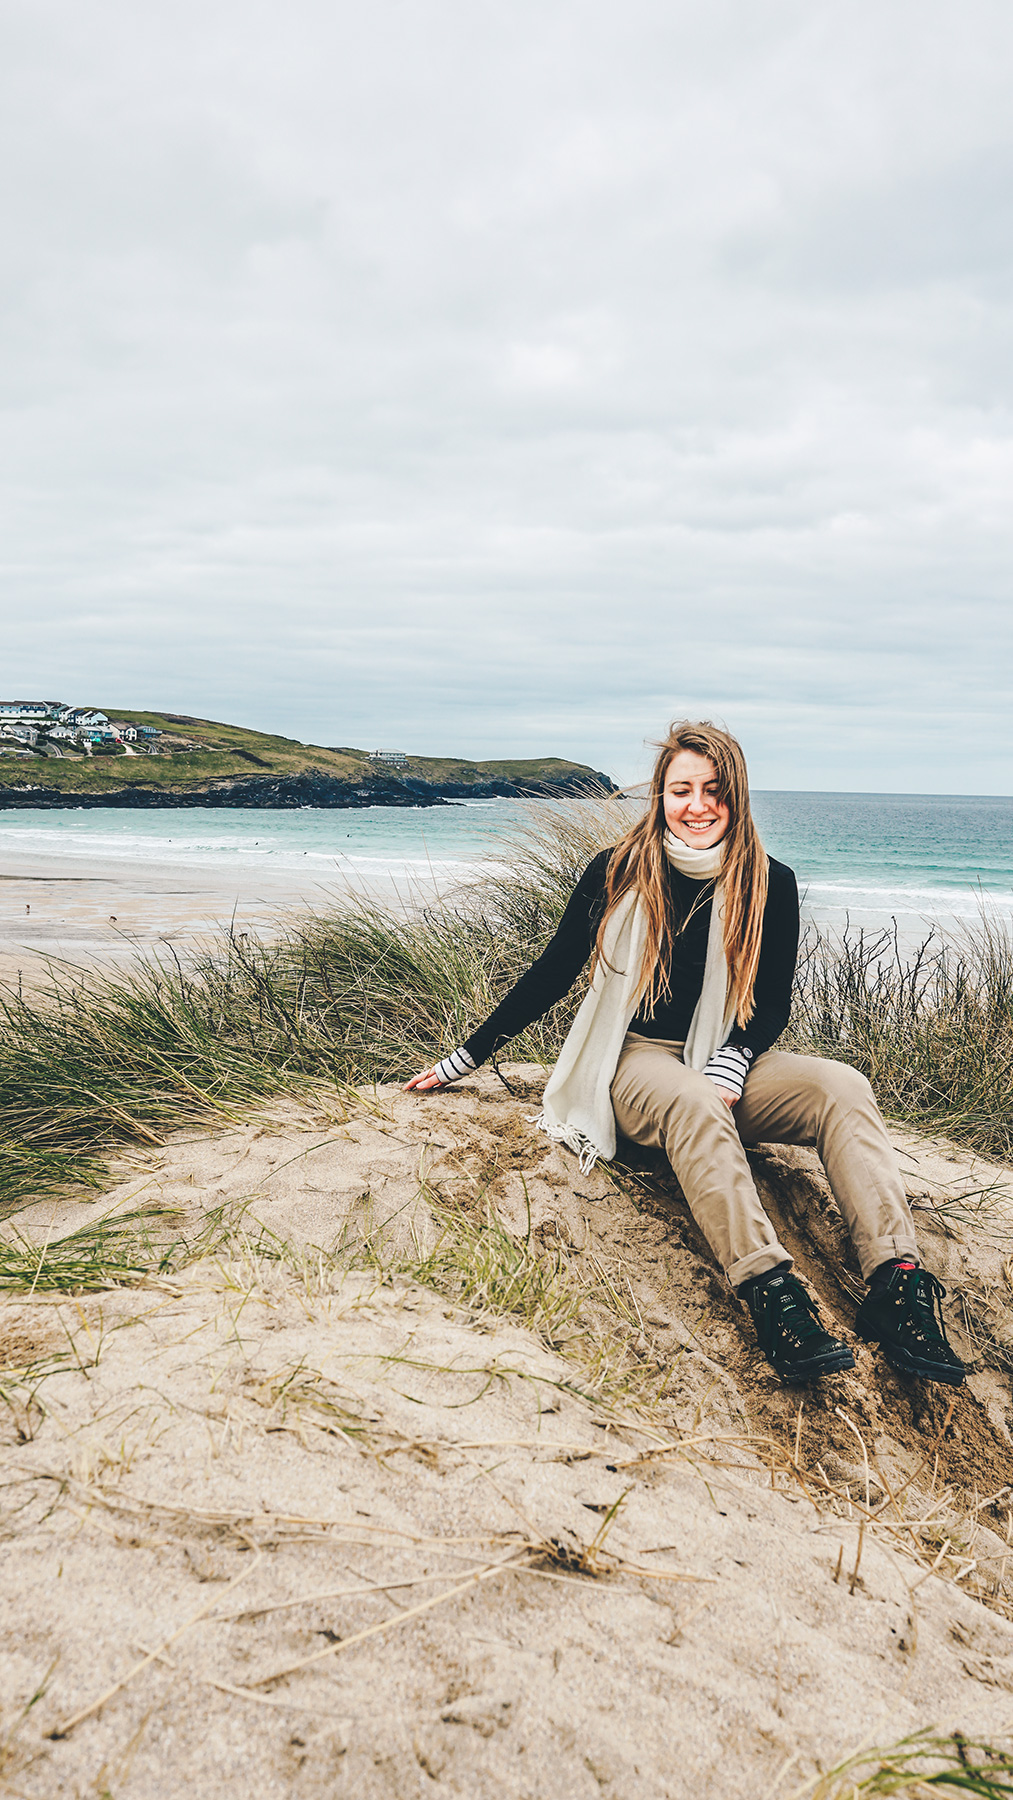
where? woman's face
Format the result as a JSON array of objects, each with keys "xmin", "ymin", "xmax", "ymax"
[{"xmin": 662, "ymin": 749, "xmax": 731, "ymax": 848}]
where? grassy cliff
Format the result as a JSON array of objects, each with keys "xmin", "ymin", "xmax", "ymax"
[{"xmin": 0, "ymin": 710, "xmax": 614, "ymax": 803}]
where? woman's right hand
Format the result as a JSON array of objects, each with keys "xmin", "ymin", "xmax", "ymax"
[{"xmin": 403, "ymin": 1067, "xmax": 447, "ymax": 1092}]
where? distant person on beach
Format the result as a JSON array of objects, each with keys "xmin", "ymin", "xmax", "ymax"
[{"xmin": 406, "ymin": 720, "xmax": 964, "ymax": 1388}]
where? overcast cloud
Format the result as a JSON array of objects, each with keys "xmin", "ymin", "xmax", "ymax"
[{"xmin": 2, "ymin": 0, "xmax": 1011, "ymax": 789}]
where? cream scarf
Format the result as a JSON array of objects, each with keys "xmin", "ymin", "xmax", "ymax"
[{"xmin": 533, "ymin": 832, "xmax": 735, "ymax": 1172}]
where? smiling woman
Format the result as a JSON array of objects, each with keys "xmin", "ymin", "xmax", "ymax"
[
  {"xmin": 406, "ymin": 719, "xmax": 966, "ymax": 1392},
  {"xmin": 662, "ymin": 749, "xmax": 731, "ymax": 847}
]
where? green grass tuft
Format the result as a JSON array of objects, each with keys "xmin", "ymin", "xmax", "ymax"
[
  {"xmin": 410, "ymin": 1195, "xmax": 585, "ymax": 1348},
  {"xmin": 0, "ymin": 1205, "xmax": 231, "ymax": 1293},
  {"xmin": 796, "ymin": 1728, "xmax": 1013, "ymax": 1798}
]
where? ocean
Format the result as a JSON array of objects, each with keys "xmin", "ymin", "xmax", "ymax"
[{"xmin": 0, "ymin": 792, "xmax": 1011, "ymax": 935}]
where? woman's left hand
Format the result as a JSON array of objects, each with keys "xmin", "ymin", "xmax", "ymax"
[{"xmin": 404, "ymin": 1067, "xmax": 447, "ymax": 1092}]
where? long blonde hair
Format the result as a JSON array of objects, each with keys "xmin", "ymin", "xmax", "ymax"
[{"xmin": 594, "ymin": 721, "xmax": 769, "ymax": 1027}]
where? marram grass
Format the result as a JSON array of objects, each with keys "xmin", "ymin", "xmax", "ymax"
[
  {"xmin": 0, "ymin": 1205, "xmax": 232, "ymax": 1294},
  {"xmin": 0, "ymin": 798, "xmax": 1010, "ymax": 1218},
  {"xmin": 793, "ymin": 1727, "xmax": 1013, "ymax": 1798},
  {"xmin": 789, "ymin": 911, "xmax": 1013, "ymax": 1161}
]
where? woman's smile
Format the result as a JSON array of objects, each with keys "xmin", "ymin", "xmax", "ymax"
[{"xmin": 663, "ymin": 748, "xmax": 731, "ymax": 848}]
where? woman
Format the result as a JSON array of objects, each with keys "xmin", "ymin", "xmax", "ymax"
[{"xmin": 407, "ymin": 721, "xmax": 964, "ymax": 1388}]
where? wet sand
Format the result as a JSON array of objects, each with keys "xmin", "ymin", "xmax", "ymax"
[{"xmin": 0, "ymin": 848, "xmax": 412, "ymax": 995}]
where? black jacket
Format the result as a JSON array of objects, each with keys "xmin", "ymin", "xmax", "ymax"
[{"xmin": 463, "ymin": 849, "xmax": 799, "ymax": 1067}]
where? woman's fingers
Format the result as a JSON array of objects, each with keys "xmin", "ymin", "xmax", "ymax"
[{"xmin": 404, "ymin": 1068, "xmax": 445, "ymax": 1092}]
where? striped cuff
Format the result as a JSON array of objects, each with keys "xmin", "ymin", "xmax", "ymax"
[
  {"xmin": 702, "ymin": 1043, "xmax": 753, "ymax": 1101},
  {"xmin": 432, "ymin": 1046, "xmax": 476, "ymax": 1086}
]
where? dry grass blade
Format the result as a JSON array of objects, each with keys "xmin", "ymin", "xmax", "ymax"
[
  {"xmin": 244, "ymin": 1362, "xmax": 374, "ymax": 1447},
  {"xmin": 250, "ymin": 1551, "xmax": 533, "ymax": 1687},
  {"xmin": 49, "ymin": 1554, "xmax": 262, "ymax": 1738},
  {"xmin": 227, "ymin": 1567, "xmax": 491, "ymax": 1622},
  {"xmin": 0, "ymin": 1655, "xmax": 59, "ymax": 1783},
  {"xmin": 532, "ymin": 1483, "xmax": 635, "ymax": 1577}
]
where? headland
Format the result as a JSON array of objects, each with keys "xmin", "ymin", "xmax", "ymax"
[{"xmin": 0, "ymin": 705, "xmax": 616, "ymax": 809}]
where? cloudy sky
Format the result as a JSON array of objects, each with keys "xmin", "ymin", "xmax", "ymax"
[{"xmin": 3, "ymin": 0, "xmax": 1011, "ymax": 789}]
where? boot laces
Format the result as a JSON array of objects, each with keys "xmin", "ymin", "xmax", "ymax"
[
  {"xmin": 767, "ymin": 1280, "xmax": 826, "ymax": 1351},
  {"xmin": 896, "ymin": 1268, "xmax": 948, "ymax": 1348}
]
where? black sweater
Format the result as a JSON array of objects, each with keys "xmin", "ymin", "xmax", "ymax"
[{"xmin": 463, "ymin": 850, "xmax": 799, "ymax": 1068}]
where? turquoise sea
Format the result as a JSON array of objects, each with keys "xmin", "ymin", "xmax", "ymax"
[{"xmin": 1, "ymin": 793, "xmax": 1011, "ymax": 932}]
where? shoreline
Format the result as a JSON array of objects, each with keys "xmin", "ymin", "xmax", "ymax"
[
  {"xmin": 1, "ymin": 792, "xmax": 1010, "ymax": 992},
  {"xmin": 0, "ymin": 840, "xmax": 1007, "ymax": 995}
]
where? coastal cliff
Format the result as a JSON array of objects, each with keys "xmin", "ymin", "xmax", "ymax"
[
  {"xmin": 0, "ymin": 710, "xmax": 617, "ymax": 808},
  {"xmin": 0, "ymin": 766, "xmax": 616, "ymax": 810}
]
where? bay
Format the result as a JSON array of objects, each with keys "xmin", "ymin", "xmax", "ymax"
[{"xmin": 0, "ymin": 791, "xmax": 1011, "ymax": 937}]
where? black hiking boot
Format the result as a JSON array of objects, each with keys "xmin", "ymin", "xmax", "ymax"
[
  {"xmin": 741, "ymin": 1270, "xmax": 856, "ymax": 1384},
  {"xmin": 855, "ymin": 1265, "xmax": 965, "ymax": 1384}
]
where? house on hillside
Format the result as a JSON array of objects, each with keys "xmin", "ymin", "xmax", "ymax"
[
  {"xmin": 59, "ymin": 707, "xmax": 110, "ymax": 730},
  {"xmin": 108, "ymin": 723, "xmax": 159, "ymax": 742},
  {"xmin": 370, "ymin": 750, "xmax": 408, "ymax": 767},
  {"xmin": 0, "ymin": 701, "xmax": 65, "ymax": 722}
]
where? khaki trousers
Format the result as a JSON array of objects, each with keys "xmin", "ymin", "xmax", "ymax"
[{"xmin": 610, "ymin": 1034, "xmax": 918, "ymax": 1287}]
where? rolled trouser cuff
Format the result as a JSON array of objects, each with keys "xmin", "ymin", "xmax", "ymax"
[
  {"xmin": 728, "ymin": 1243, "xmax": 795, "ymax": 1289},
  {"xmin": 858, "ymin": 1232, "xmax": 920, "ymax": 1283}
]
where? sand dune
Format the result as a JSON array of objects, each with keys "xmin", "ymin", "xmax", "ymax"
[{"xmin": 1, "ymin": 1070, "xmax": 1012, "ymax": 1797}]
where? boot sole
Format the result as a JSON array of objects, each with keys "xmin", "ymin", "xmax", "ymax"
[
  {"xmin": 860, "ymin": 1335, "xmax": 965, "ymax": 1385},
  {"xmin": 770, "ymin": 1346, "xmax": 856, "ymax": 1385}
]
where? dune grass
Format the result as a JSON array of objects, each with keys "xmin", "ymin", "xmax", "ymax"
[
  {"xmin": 789, "ymin": 911, "xmax": 1013, "ymax": 1161},
  {"xmin": 0, "ymin": 1204, "xmax": 239, "ymax": 1295},
  {"xmin": 0, "ymin": 798, "xmax": 1010, "ymax": 1221},
  {"xmin": 0, "ymin": 958, "xmax": 314, "ymax": 1214},
  {"xmin": 795, "ymin": 1727, "xmax": 1013, "ymax": 1797}
]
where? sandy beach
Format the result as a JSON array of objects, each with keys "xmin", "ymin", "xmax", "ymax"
[
  {"xmin": 2, "ymin": 793, "xmax": 1009, "ymax": 1001},
  {"xmin": 0, "ymin": 846, "xmax": 418, "ymax": 995}
]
